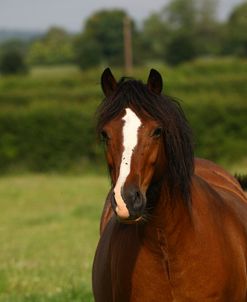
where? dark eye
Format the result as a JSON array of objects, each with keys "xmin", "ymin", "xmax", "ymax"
[
  {"xmin": 152, "ymin": 127, "xmax": 162, "ymax": 138},
  {"xmin": 100, "ymin": 130, "xmax": 109, "ymax": 142}
]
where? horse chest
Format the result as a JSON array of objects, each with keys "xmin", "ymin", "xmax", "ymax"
[
  {"xmin": 130, "ymin": 238, "xmax": 174, "ymax": 302},
  {"xmin": 93, "ymin": 215, "xmax": 247, "ymax": 302},
  {"xmin": 93, "ymin": 221, "xmax": 174, "ymax": 301}
]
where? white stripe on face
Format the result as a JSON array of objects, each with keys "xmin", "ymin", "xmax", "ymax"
[{"xmin": 113, "ymin": 108, "xmax": 142, "ymax": 219}]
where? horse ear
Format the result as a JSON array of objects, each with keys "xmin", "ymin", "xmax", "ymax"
[
  {"xmin": 101, "ymin": 68, "xmax": 117, "ymax": 97},
  {"xmin": 147, "ymin": 69, "xmax": 163, "ymax": 95}
]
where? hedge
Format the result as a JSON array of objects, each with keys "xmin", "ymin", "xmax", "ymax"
[
  {"xmin": 0, "ymin": 102, "xmax": 246, "ymax": 173},
  {"xmin": 185, "ymin": 103, "xmax": 247, "ymax": 163},
  {"xmin": 0, "ymin": 61, "xmax": 246, "ymax": 173},
  {"xmin": 0, "ymin": 105, "xmax": 102, "ymax": 172}
]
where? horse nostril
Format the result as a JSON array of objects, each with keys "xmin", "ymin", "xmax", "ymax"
[
  {"xmin": 134, "ymin": 190, "xmax": 140, "ymax": 201},
  {"xmin": 128, "ymin": 190, "xmax": 140, "ymax": 203},
  {"xmin": 130, "ymin": 190, "xmax": 145, "ymax": 214},
  {"xmin": 121, "ymin": 186, "xmax": 146, "ymax": 218},
  {"xmin": 133, "ymin": 191, "xmax": 142, "ymax": 210}
]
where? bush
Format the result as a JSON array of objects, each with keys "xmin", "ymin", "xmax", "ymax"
[
  {"xmin": 0, "ymin": 49, "xmax": 28, "ymax": 75},
  {"xmin": 0, "ymin": 60, "xmax": 246, "ymax": 173},
  {"xmin": 0, "ymin": 102, "xmax": 246, "ymax": 173},
  {"xmin": 185, "ymin": 103, "xmax": 247, "ymax": 164},
  {"xmin": 74, "ymin": 35, "xmax": 101, "ymax": 70},
  {"xmin": 27, "ymin": 27, "xmax": 76, "ymax": 65},
  {"xmin": 166, "ymin": 32, "xmax": 197, "ymax": 65},
  {"xmin": 0, "ymin": 105, "xmax": 103, "ymax": 172}
]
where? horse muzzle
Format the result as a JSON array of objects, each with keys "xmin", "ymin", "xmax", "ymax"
[{"xmin": 112, "ymin": 185, "xmax": 146, "ymax": 223}]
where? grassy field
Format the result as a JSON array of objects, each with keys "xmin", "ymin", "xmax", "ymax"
[
  {"xmin": 1, "ymin": 171, "xmax": 246, "ymax": 302},
  {"xmin": 0, "ymin": 174, "xmax": 109, "ymax": 301}
]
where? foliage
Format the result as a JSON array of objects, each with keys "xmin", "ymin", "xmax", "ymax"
[
  {"xmin": 186, "ymin": 103, "xmax": 247, "ymax": 164},
  {"xmin": 1, "ymin": 1, "xmax": 247, "ymax": 68},
  {"xmin": 74, "ymin": 34, "xmax": 101, "ymax": 69},
  {"xmin": 0, "ymin": 39, "xmax": 28, "ymax": 56},
  {"xmin": 0, "ymin": 50, "xmax": 27, "ymax": 75},
  {"xmin": 0, "ymin": 40, "xmax": 28, "ymax": 75},
  {"xmin": 0, "ymin": 105, "xmax": 101, "ymax": 172},
  {"xmin": 142, "ymin": 0, "xmax": 221, "ymax": 65},
  {"xmin": 165, "ymin": 31, "xmax": 197, "ymax": 65},
  {"xmin": 28, "ymin": 27, "xmax": 75, "ymax": 65},
  {"xmin": 194, "ymin": 0, "xmax": 222, "ymax": 56},
  {"xmin": 225, "ymin": 2, "xmax": 247, "ymax": 56},
  {"xmin": 164, "ymin": 0, "xmax": 197, "ymax": 29},
  {"xmin": 75, "ymin": 9, "xmax": 135, "ymax": 69},
  {"xmin": 0, "ymin": 1, "xmax": 245, "ymax": 68},
  {"xmin": 0, "ymin": 60, "xmax": 246, "ymax": 173},
  {"xmin": 141, "ymin": 13, "xmax": 170, "ymax": 62}
]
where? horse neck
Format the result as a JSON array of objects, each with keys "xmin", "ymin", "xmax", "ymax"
[{"xmin": 149, "ymin": 182, "xmax": 193, "ymax": 248}]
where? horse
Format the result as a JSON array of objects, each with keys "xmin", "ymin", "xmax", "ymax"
[{"xmin": 92, "ymin": 68, "xmax": 247, "ymax": 302}]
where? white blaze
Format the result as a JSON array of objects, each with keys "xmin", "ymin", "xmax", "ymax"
[{"xmin": 114, "ymin": 108, "xmax": 141, "ymax": 218}]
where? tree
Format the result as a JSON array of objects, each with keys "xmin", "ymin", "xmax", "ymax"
[
  {"xmin": 141, "ymin": 0, "xmax": 221, "ymax": 65},
  {"xmin": 195, "ymin": 0, "xmax": 221, "ymax": 55},
  {"xmin": 74, "ymin": 34, "xmax": 101, "ymax": 69},
  {"xmin": 141, "ymin": 13, "xmax": 170, "ymax": 62},
  {"xmin": 166, "ymin": 32, "xmax": 197, "ymax": 65},
  {"xmin": 225, "ymin": 2, "xmax": 247, "ymax": 56},
  {"xmin": 160, "ymin": 0, "xmax": 199, "ymax": 65},
  {"xmin": 28, "ymin": 27, "xmax": 75, "ymax": 65},
  {"xmin": 0, "ymin": 50, "xmax": 27, "ymax": 75},
  {"xmin": 75, "ymin": 9, "xmax": 134, "ymax": 69},
  {"xmin": 164, "ymin": 0, "xmax": 197, "ymax": 30},
  {"xmin": 0, "ymin": 40, "xmax": 28, "ymax": 75}
]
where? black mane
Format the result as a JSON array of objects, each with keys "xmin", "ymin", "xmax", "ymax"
[
  {"xmin": 97, "ymin": 77, "xmax": 194, "ymax": 205},
  {"xmin": 235, "ymin": 174, "xmax": 247, "ymax": 191}
]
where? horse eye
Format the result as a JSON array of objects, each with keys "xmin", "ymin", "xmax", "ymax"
[
  {"xmin": 100, "ymin": 130, "xmax": 109, "ymax": 142},
  {"xmin": 152, "ymin": 127, "xmax": 162, "ymax": 138}
]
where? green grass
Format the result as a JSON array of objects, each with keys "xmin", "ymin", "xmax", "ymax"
[
  {"xmin": 0, "ymin": 168, "xmax": 246, "ymax": 301},
  {"xmin": 0, "ymin": 174, "xmax": 109, "ymax": 301}
]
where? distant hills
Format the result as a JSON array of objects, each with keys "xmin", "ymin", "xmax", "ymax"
[{"xmin": 0, "ymin": 29, "xmax": 43, "ymax": 43}]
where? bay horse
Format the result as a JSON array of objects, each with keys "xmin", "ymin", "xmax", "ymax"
[{"xmin": 92, "ymin": 68, "xmax": 247, "ymax": 301}]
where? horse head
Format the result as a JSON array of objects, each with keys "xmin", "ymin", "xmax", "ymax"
[{"xmin": 97, "ymin": 68, "xmax": 194, "ymax": 223}]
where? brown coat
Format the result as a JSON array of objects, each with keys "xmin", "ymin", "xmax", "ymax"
[{"xmin": 93, "ymin": 159, "xmax": 247, "ymax": 302}]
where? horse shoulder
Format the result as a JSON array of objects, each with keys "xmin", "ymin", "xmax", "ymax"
[{"xmin": 183, "ymin": 174, "xmax": 247, "ymax": 300}]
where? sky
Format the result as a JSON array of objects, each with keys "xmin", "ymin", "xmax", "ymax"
[{"xmin": 0, "ymin": 0, "xmax": 245, "ymax": 32}]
